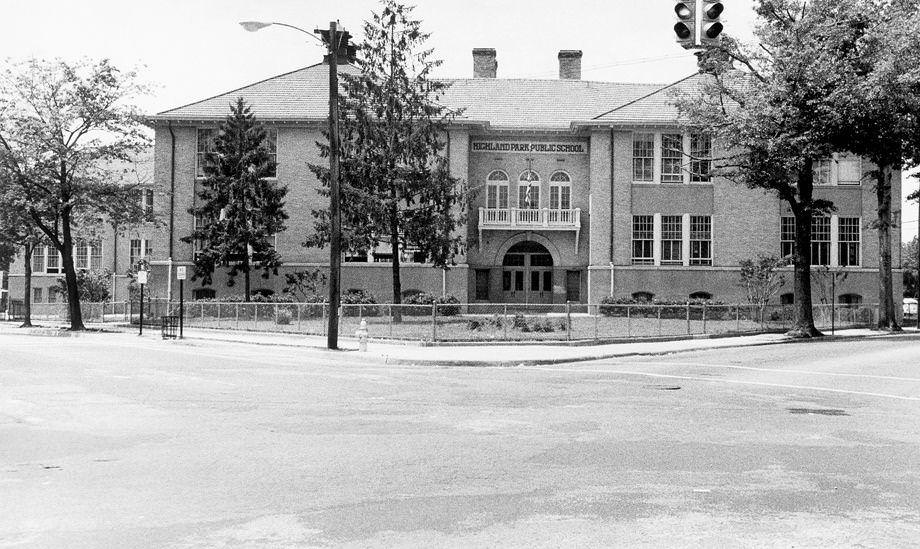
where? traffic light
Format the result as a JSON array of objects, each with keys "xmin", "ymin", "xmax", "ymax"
[
  {"xmin": 701, "ymin": 2, "xmax": 725, "ymax": 45},
  {"xmin": 674, "ymin": 1, "xmax": 696, "ymax": 49}
]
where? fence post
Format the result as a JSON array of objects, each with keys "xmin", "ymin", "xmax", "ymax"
[
  {"xmin": 199, "ymin": 303, "xmax": 204, "ymax": 327},
  {"xmin": 431, "ymin": 303, "xmax": 437, "ymax": 342},
  {"xmin": 503, "ymin": 304, "xmax": 509, "ymax": 340},
  {"xmin": 322, "ymin": 304, "xmax": 327, "ymax": 336},
  {"xmin": 274, "ymin": 303, "xmax": 279, "ymax": 326},
  {"xmin": 566, "ymin": 301, "xmax": 572, "ymax": 341},
  {"xmin": 627, "ymin": 305, "xmax": 631, "ymax": 338},
  {"xmin": 702, "ymin": 303, "xmax": 707, "ymax": 334},
  {"xmin": 594, "ymin": 306, "xmax": 599, "ymax": 340},
  {"xmin": 686, "ymin": 302, "xmax": 691, "ymax": 335},
  {"xmin": 235, "ymin": 303, "xmax": 240, "ymax": 329},
  {"xmin": 254, "ymin": 303, "xmax": 259, "ymax": 330},
  {"xmin": 389, "ymin": 304, "xmax": 394, "ymax": 337},
  {"xmin": 359, "ymin": 303, "xmax": 363, "ymax": 319},
  {"xmin": 735, "ymin": 304, "xmax": 740, "ymax": 332},
  {"xmin": 297, "ymin": 303, "xmax": 302, "ymax": 332},
  {"xmin": 217, "ymin": 302, "xmax": 221, "ymax": 328},
  {"xmin": 658, "ymin": 305, "xmax": 662, "ymax": 336}
]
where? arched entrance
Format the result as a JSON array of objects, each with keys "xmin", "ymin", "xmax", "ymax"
[{"xmin": 502, "ymin": 241, "xmax": 554, "ymax": 304}]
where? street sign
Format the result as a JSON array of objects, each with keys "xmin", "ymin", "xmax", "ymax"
[
  {"xmin": 177, "ymin": 266, "xmax": 187, "ymax": 280},
  {"xmin": 137, "ymin": 270, "xmax": 148, "ymax": 285}
]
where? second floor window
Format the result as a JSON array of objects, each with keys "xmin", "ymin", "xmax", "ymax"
[
  {"xmin": 141, "ymin": 189, "xmax": 154, "ymax": 216},
  {"xmin": 518, "ymin": 170, "xmax": 540, "ymax": 210},
  {"xmin": 660, "ymin": 133, "xmax": 683, "ymax": 184},
  {"xmin": 196, "ymin": 128, "xmax": 216, "ymax": 178},
  {"xmin": 486, "ymin": 170, "xmax": 509, "ymax": 209},
  {"xmin": 690, "ymin": 133, "xmax": 711, "ymax": 183},
  {"xmin": 814, "ymin": 159, "xmax": 832, "ymax": 186},
  {"xmin": 264, "ymin": 129, "xmax": 278, "ymax": 178},
  {"xmin": 549, "ymin": 171, "xmax": 571, "ymax": 210},
  {"xmin": 633, "ymin": 133, "xmax": 654, "ymax": 182}
]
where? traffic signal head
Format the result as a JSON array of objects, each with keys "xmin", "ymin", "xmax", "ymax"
[
  {"xmin": 674, "ymin": 1, "xmax": 696, "ymax": 48},
  {"xmin": 701, "ymin": 2, "xmax": 724, "ymax": 45}
]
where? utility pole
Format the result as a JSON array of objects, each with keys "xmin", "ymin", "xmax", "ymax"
[
  {"xmin": 318, "ymin": 21, "xmax": 349, "ymax": 349},
  {"xmin": 916, "ymin": 191, "xmax": 919, "ymax": 329}
]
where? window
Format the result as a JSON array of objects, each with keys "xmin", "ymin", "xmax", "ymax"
[
  {"xmin": 518, "ymin": 170, "xmax": 540, "ymax": 209},
  {"xmin": 811, "ymin": 216, "xmax": 830, "ymax": 266},
  {"xmin": 32, "ymin": 247, "xmax": 45, "ymax": 273},
  {"xmin": 631, "ymin": 215, "xmax": 654, "ymax": 265},
  {"xmin": 660, "ymin": 133, "xmax": 683, "ymax": 183},
  {"xmin": 633, "ymin": 133, "xmax": 655, "ymax": 181},
  {"xmin": 839, "ymin": 293, "xmax": 862, "ymax": 306},
  {"xmin": 90, "ymin": 242, "xmax": 102, "ymax": 271},
  {"xmin": 46, "ymin": 247, "xmax": 60, "ymax": 274},
  {"xmin": 690, "ymin": 133, "xmax": 711, "ymax": 183},
  {"xmin": 838, "ymin": 217, "xmax": 860, "ymax": 267},
  {"xmin": 837, "ymin": 156, "xmax": 861, "ymax": 185},
  {"xmin": 130, "ymin": 239, "xmax": 153, "ymax": 267},
  {"xmin": 781, "ymin": 217, "xmax": 796, "ymax": 259},
  {"xmin": 813, "ymin": 159, "xmax": 832, "ymax": 186},
  {"xmin": 661, "ymin": 215, "xmax": 683, "ymax": 264},
  {"xmin": 136, "ymin": 189, "xmax": 154, "ymax": 216},
  {"xmin": 486, "ymin": 170, "xmax": 509, "ymax": 210},
  {"xmin": 265, "ymin": 129, "xmax": 277, "ymax": 178},
  {"xmin": 196, "ymin": 128, "xmax": 216, "ymax": 178},
  {"xmin": 33, "ymin": 287, "xmax": 43, "ymax": 303},
  {"xmin": 690, "ymin": 215, "xmax": 712, "ymax": 266},
  {"xmin": 47, "ymin": 287, "xmax": 58, "ymax": 304},
  {"xmin": 75, "ymin": 244, "xmax": 89, "ymax": 270},
  {"xmin": 344, "ymin": 250, "xmax": 369, "ymax": 263},
  {"xmin": 192, "ymin": 288, "xmax": 216, "ymax": 300},
  {"xmin": 549, "ymin": 171, "xmax": 571, "ymax": 210},
  {"xmin": 475, "ymin": 269, "xmax": 490, "ymax": 300},
  {"xmin": 632, "ymin": 291, "xmax": 654, "ymax": 302}
]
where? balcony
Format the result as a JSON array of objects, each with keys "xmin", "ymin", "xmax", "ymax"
[{"xmin": 478, "ymin": 207, "xmax": 581, "ymax": 249}]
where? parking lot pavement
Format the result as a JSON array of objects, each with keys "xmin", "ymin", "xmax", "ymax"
[{"xmin": 0, "ymin": 332, "xmax": 919, "ymax": 547}]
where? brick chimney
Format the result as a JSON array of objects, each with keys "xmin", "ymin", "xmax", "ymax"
[
  {"xmin": 558, "ymin": 50, "xmax": 582, "ymax": 80},
  {"xmin": 473, "ymin": 48, "xmax": 497, "ymax": 78}
]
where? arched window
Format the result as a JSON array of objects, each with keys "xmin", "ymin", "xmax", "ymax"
[
  {"xmin": 839, "ymin": 293, "xmax": 862, "ymax": 306},
  {"xmin": 689, "ymin": 291, "xmax": 713, "ymax": 301},
  {"xmin": 549, "ymin": 171, "xmax": 571, "ymax": 211},
  {"xmin": 518, "ymin": 170, "xmax": 540, "ymax": 210},
  {"xmin": 632, "ymin": 291, "xmax": 654, "ymax": 303},
  {"xmin": 192, "ymin": 288, "xmax": 216, "ymax": 300},
  {"xmin": 486, "ymin": 170, "xmax": 509, "ymax": 211}
]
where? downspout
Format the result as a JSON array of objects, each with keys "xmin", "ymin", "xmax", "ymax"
[{"xmin": 167, "ymin": 121, "xmax": 177, "ymax": 301}]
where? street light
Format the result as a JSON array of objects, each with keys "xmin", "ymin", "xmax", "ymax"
[{"xmin": 240, "ymin": 19, "xmax": 350, "ymax": 350}]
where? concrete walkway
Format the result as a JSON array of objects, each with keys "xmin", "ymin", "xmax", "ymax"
[{"xmin": 1, "ymin": 321, "xmax": 901, "ymax": 366}]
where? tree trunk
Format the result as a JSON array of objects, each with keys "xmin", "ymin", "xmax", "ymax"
[
  {"xmin": 390, "ymin": 199, "xmax": 402, "ymax": 323},
  {"xmin": 60, "ymin": 207, "xmax": 85, "ymax": 330},
  {"xmin": 787, "ymin": 165, "xmax": 821, "ymax": 338},
  {"xmin": 21, "ymin": 242, "xmax": 33, "ymax": 328},
  {"xmin": 875, "ymin": 165, "xmax": 901, "ymax": 331}
]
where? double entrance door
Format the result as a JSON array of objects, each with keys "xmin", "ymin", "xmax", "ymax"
[{"xmin": 502, "ymin": 248, "xmax": 554, "ymax": 304}]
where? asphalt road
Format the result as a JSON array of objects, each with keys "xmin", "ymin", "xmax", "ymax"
[{"xmin": 1, "ymin": 331, "xmax": 919, "ymax": 548}]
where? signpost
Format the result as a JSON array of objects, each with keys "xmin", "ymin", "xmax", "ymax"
[
  {"xmin": 137, "ymin": 269, "xmax": 148, "ymax": 336},
  {"xmin": 177, "ymin": 266, "xmax": 186, "ymax": 339}
]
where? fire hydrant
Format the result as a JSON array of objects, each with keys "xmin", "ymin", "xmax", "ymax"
[{"xmin": 356, "ymin": 319, "xmax": 369, "ymax": 352}]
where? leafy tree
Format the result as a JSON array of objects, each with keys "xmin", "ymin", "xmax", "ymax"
[
  {"xmin": 0, "ymin": 58, "xmax": 150, "ymax": 330},
  {"xmin": 739, "ymin": 254, "xmax": 787, "ymax": 317},
  {"xmin": 675, "ymin": 0, "xmax": 875, "ymax": 337},
  {"xmin": 904, "ymin": 234, "xmax": 919, "ymax": 298},
  {"xmin": 308, "ymin": 0, "xmax": 469, "ymax": 319},
  {"xmin": 56, "ymin": 269, "xmax": 111, "ymax": 303},
  {"xmin": 0, "ymin": 185, "xmax": 44, "ymax": 327},
  {"xmin": 282, "ymin": 270, "xmax": 327, "ymax": 302},
  {"xmin": 183, "ymin": 98, "xmax": 288, "ymax": 302},
  {"xmin": 830, "ymin": 0, "xmax": 920, "ymax": 330}
]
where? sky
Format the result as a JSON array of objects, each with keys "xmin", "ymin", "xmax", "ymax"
[{"xmin": 2, "ymin": 0, "xmax": 917, "ymax": 242}]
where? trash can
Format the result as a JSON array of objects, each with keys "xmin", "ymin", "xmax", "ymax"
[{"xmin": 161, "ymin": 315, "xmax": 179, "ymax": 340}]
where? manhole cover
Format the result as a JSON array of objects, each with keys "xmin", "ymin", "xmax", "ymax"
[{"xmin": 787, "ymin": 408, "xmax": 849, "ymax": 416}]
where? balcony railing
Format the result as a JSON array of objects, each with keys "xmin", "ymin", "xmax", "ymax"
[{"xmin": 478, "ymin": 207, "xmax": 581, "ymax": 250}]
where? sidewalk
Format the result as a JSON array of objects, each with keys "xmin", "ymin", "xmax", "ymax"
[
  {"xmin": 156, "ymin": 325, "xmax": 897, "ymax": 366},
  {"xmin": 0, "ymin": 320, "xmax": 906, "ymax": 366}
]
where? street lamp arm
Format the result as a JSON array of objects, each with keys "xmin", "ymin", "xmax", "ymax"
[{"xmin": 239, "ymin": 21, "xmax": 325, "ymax": 46}]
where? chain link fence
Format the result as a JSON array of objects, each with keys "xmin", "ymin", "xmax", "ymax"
[{"xmin": 9, "ymin": 299, "xmax": 879, "ymax": 342}]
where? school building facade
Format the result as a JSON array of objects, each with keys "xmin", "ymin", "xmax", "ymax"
[{"xmin": 127, "ymin": 49, "xmax": 905, "ymax": 305}]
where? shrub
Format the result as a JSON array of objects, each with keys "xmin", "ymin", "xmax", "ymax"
[
  {"xmin": 467, "ymin": 318, "xmax": 484, "ymax": 331},
  {"xmin": 400, "ymin": 292, "xmax": 461, "ymax": 316},
  {"xmin": 342, "ymin": 289, "xmax": 379, "ymax": 317},
  {"xmin": 276, "ymin": 309, "xmax": 292, "ymax": 325}
]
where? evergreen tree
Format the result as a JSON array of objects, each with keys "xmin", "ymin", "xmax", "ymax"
[
  {"xmin": 308, "ymin": 0, "xmax": 469, "ymax": 319},
  {"xmin": 184, "ymin": 98, "xmax": 288, "ymax": 302},
  {"xmin": 676, "ymin": 0, "xmax": 875, "ymax": 337}
]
